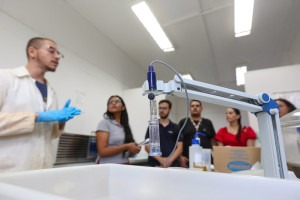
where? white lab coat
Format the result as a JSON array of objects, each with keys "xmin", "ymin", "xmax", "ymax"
[{"xmin": 0, "ymin": 66, "xmax": 61, "ymax": 173}]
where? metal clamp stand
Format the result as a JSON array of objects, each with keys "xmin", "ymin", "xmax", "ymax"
[{"xmin": 143, "ymin": 75, "xmax": 288, "ymax": 179}]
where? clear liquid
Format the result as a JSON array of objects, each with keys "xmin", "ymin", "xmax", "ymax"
[
  {"xmin": 149, "ymin": 116, "xmax": 162, "ymax": 156},
  {"xmin": 150, "ymin": 142, "xmax": 162, "ymax": 156}
]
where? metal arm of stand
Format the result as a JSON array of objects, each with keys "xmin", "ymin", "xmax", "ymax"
[{"xmin": 142, "ymin": 75, "xmax": 288, "ymax": 179}]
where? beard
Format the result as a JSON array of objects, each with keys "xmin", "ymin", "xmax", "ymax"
[
  {"xmin": 36, "ymin": 56, "xmax": 57, "ymax": 72},
  {"xmin": 191, "ymin": 113, "xmax": 200, "ymax": 118},
  {"xmin": 45, "ymin": 65, "xmax": 56, "ymax": 72},
  {"xmin": 159, "ymin": 113, "xmax": 169, "ymax": 119}
]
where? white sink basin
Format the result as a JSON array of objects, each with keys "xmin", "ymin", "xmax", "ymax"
[{"xmin": 0, "ymin": 164, "xmax": 299, "ymax": 200}]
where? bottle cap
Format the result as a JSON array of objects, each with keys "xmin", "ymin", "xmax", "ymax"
[
  {"xmin": 192, "ymin": 132, "xmax": 203, "ymax": 145},
  {"xmin": 192, "ymin": 138, "xmax": 200, "ymax": 145}
]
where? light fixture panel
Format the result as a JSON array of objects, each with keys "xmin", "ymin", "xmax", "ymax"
[
  {"xmin": 236, "ymin": 66, "xmax": 247, "ymax": 86},
  {"xmin": 131, "ymin": 1, "xmax": 174, "ymax": 52},
  {"xmin": 234, "ymin": 0, "xmax": 254, "ymax": 37}
]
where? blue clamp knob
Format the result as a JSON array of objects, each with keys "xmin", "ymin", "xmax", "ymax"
[
  {"xmin": 261, "ymin": 98, "xmax": 279, "ymax": 115},
  {"xmin": 258, "ymin": 93, "xmax": 270, "ymax": 104}
]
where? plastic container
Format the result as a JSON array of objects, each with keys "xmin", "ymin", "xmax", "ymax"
[
  {"xmin": 0, "ymin": 164, "xmax": 300, "ymax": 199},
  {"xmin": 202, "ymin": 149, "xmax": 212, "ymax": 171},
  {"xmin": 280, "ymin": 109, "xmax": 300, "ymax": 178},
  {"xmin": 189, "ymin": 134, "xmax": 206, "ymax": 170}
]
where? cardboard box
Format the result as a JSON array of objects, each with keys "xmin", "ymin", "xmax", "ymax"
[{"xmin": 213, "ymin": 146, "xmax": 261, "ymax": 173}]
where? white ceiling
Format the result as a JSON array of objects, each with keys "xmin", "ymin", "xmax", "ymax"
[
  {"xmin": 63, "ymin": 0, "xmax": 300, "ymax": 90},
  {"xmin": 2, "ymin": 0, "xmax": 300, "ymax": 91}
]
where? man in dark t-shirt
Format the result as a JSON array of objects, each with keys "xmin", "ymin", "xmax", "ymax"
[
  {"xmin": 178, "ymin": 100, "xmax": 216, "ymax": 168},
  {"xmin": 145, "ymin": 99, "xmax": 183, "ymax": 167}
]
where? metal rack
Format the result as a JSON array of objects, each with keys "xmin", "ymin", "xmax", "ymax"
[{"xmin": 55, "ymin": 133, "xmax": 97, "ymax": 165}]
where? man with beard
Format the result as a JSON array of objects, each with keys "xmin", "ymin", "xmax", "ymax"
[
  {"xmin": 0, "ymin": 37, "xmax": 81, "ymax": 173},
  {"xmin": 178, "ymin": 100, "xmax": 215, "ymax": 168},
  {"xmin": 145, "ymin": 99, "xmax": 183, "ymax": 167}
]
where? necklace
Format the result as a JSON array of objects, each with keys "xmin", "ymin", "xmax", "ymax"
[
  {"xmin": 190, "ymin": 117, "xmax": 201, "ymax": 131},
  {"xmin": 227, "ymin": 126, "xmax": 239, "ymax": 135}
]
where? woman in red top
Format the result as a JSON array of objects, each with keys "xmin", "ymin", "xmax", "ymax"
[{"xmin": 215, "ymin": 108, "xmax": 257, "ymax": 146}]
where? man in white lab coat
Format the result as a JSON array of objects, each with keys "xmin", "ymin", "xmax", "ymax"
[{"xmin": 0, "ymin": 37, "xmax": 81, "ymax": 173}]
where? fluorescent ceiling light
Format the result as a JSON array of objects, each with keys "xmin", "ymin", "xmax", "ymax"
[
  {"xmin": 236, "ymin": 66, "xmax": 247, "ymax": 86},
  {"xmin": 182, "ymin": 73, "xmax": 193, "ymax": 80},
  {"xmin": 131, "ymin": 1, "xmax": 174, "ymax": 52},
  {"xmin": 234, "ymin": 0, "xmax": 254, "ymax": 37}
]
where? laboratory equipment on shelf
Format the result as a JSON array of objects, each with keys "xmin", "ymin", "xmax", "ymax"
[{"xmin": 143, "ymin": 60, "xmax": 288, "ymax": 179}]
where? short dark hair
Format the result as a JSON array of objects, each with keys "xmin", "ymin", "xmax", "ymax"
[
  {"xmin": 190, "ymin": 99, "xmax": 202, "ymax": 107},
  {"xmin": 26, "ymin": 37, "xmax": 56, "ymax": 58},
  {"xmin": 159, "ymin": 99, "xmax": 172, "ymax": 109}
]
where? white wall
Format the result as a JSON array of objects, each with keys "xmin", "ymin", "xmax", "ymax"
[
  {"xmin": 0, "ymin": 0, "xmax": 260, "ymax": 143},
  {"xmin": 1, "ymin": 5, "xmax": 229, "ymax": 143},
  {"xmin": 245, "ymin": 64, "xmax": 300, "ymax": 133},
  {"xmin": 0, "ymin": 1, "xmax": 146, "ymax": 88},
  {"xmin": 289, "ymin": 27, "xmax": 300, "ymax": 64},
  {"xmin": 0, "ymin": 9, "xmax": 137, "ymax": 135}
]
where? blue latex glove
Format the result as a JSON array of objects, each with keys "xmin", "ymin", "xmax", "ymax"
[
  {"xmin": 36, "ymin": 99, "xmax": 81, "ymax": 123},
  {"xmin": 58, "ymin": 99, "xmax": 77, "ymax": 124}
]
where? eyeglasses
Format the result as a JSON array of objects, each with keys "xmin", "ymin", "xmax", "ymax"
[
  {"xmin": 47, "ymin": 45, "xmax": 64, "ymax": 59},
  {"xmin": 39, "ymin": 45, "xmax": 64, "ymax": 59},
  {"xmin": 191, "ymin": 104, "xmax": 201, "ymax": 108},
  {"xmin": 159, "ymin": 107, "xmax": 168, "ymax": 110},
  {"xmin": 108, "ymin": 100, "xmax": 122, "ymax": 104}
]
